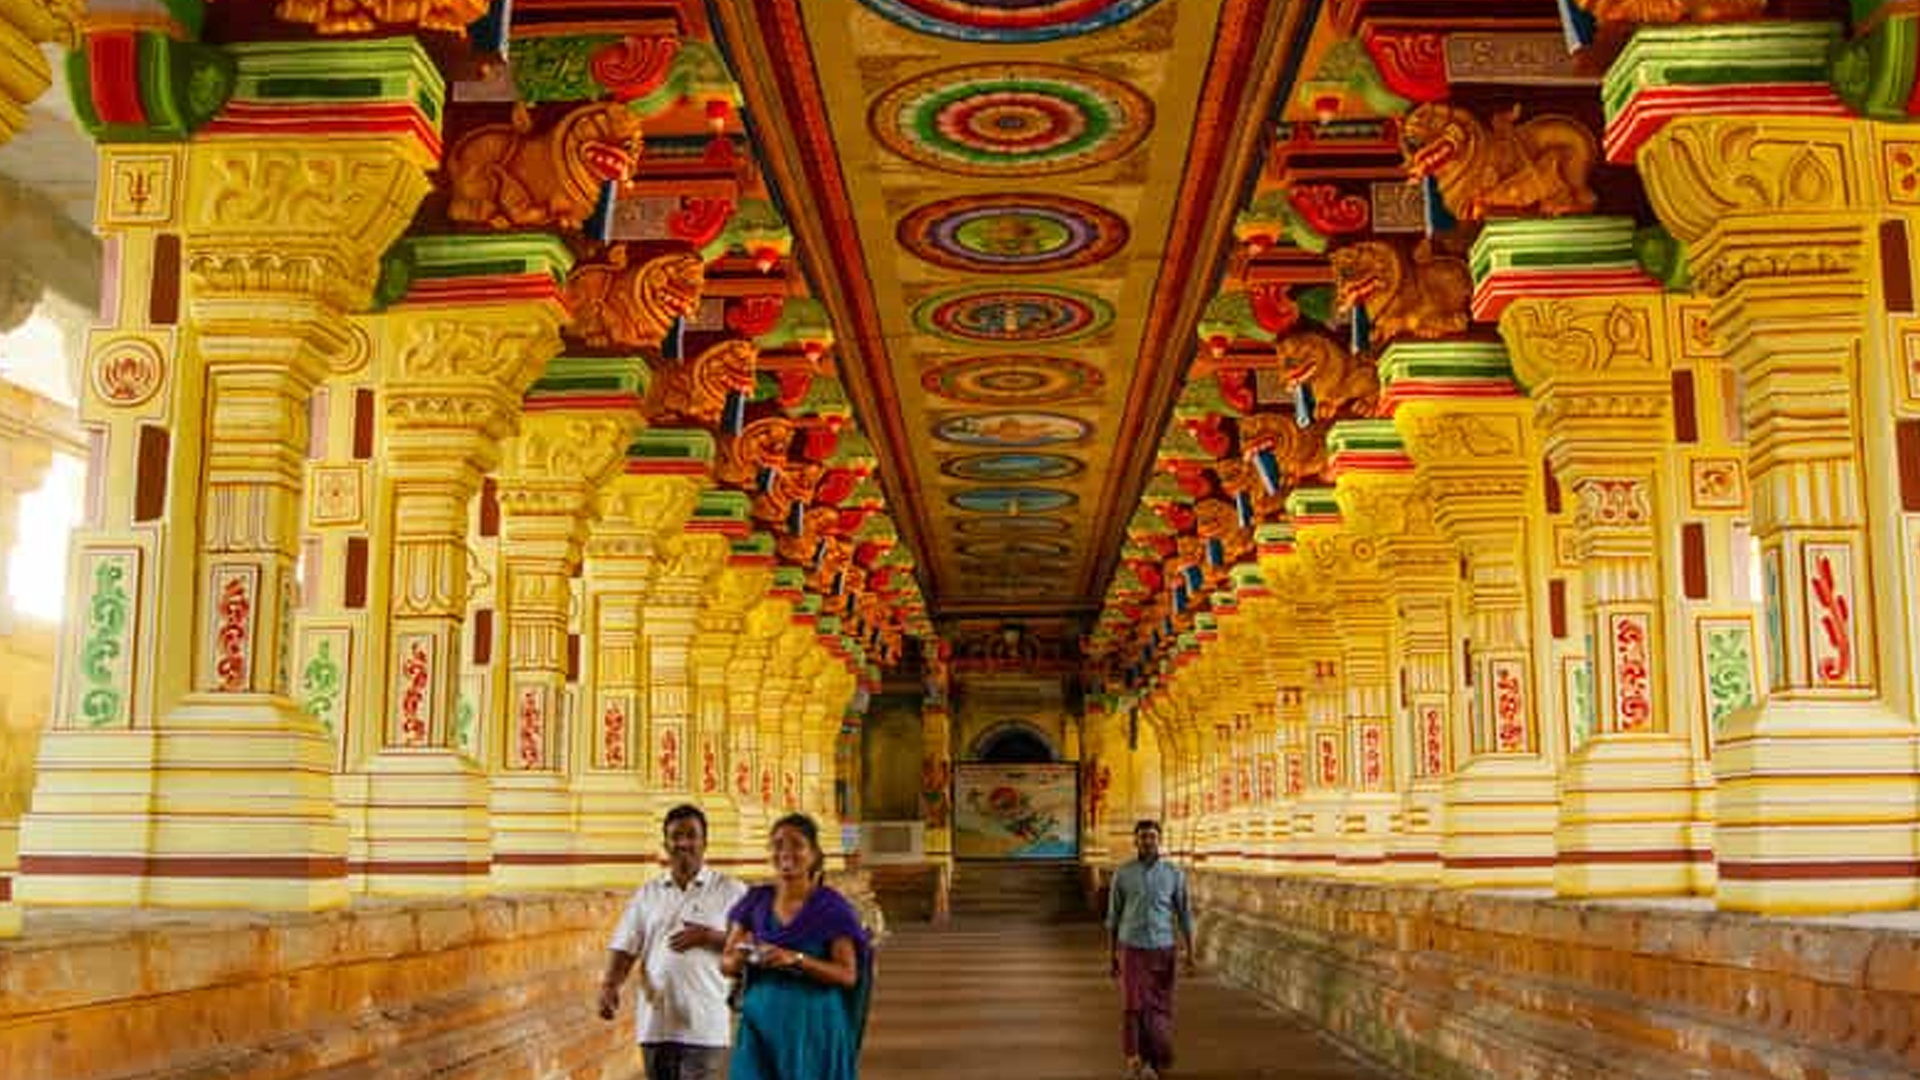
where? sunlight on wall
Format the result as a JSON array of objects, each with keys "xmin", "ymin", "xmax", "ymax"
[
  {"xmin": 0, "ymin": 308, "xmax": 78, "ymax": 406},
  {"xmin": 8, "ymin": 453, "xmax": 83, "ymax": 622}
]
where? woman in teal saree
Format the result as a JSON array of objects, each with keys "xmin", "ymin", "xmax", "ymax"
[{"xmin": 722, "ymin": 813, "xmax": 873, "ymax": 1080}]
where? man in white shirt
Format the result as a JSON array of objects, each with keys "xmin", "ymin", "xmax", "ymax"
[{"xmin": 599, "ymin": 804, "xmax": 749, "ymax": 1080}]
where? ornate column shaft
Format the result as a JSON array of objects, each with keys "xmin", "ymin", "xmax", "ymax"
[
  {"xmin": 1387, "ymin": 342, "xmax": 1561, "ymax": 889},
  {"xmin": 638, "ymin": 501, "xmax": 739, "ymax": 817},
  {"xmin": 1639, "ymin": 111, "xmax": 1920, "ymax": 912},
  {"xmin": 573, "ymin": 447, "xmax": 707, "ymax": 886},
  {"xmin": 729, "ymin": 582, "xmax": 796, "ymax": 857},
  {"xmin": 920, "ymin": 698, "xmax": 954, "ymax": 864},
  {"xmin": 1255, "ymin": 525, "xmax": 1307, "ymax": 871},
  {"xmin": 21, "ymin": 44, "xmax": 440, "ymax": 910},
  {"xmin": 1502, "ymin": 284, "xmax": 1711, "ymax": 898},
  {"xmin": 691, "ymin": 537, "xmax": 775, "ymax": 868},
  {"xmin": 490, "ymin": 398, "xmax": 643, "ymax": 890},
  {"xmin": 1283, "ymin": 524, "xmax": 1345, "ymax": 878},
  {"xmin": 349, "ymin": 238, "xmax": 572, "ymax": 897}
]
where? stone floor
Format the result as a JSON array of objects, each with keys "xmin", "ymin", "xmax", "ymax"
[{"xmin": 861, "ymin": 921, "xmax": 1400, "ymax": 1080}]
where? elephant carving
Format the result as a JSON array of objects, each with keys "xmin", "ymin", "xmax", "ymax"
[
  {"xmin": 1400, "ymin": 103, "xmax": 1599, "ymax": 221},
  {"xmin": 1330, "ymin": 241, "xmax": 1471, "ymax": 346},
  {"xmin": 448, "ymin": 102, "xmax": 643, "ymax": 231},
  {"xmin": 566, "ymin": 249, "xmax": 704, "ymax": 351},
  {"xmin": 1275, "ymin": 332, "xmax": 1379, "ymax": 421}
]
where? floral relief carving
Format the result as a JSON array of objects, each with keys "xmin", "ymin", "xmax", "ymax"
[
  {"xmin": 1640, "ymin": 118, "xmax": 1856, "ymax": 245},
  {"xmin": 1503, "ymin": 299, "xmax": 1655, "ymax": 381},
  {"xmin": 1406, "ymin": 413, "xmax": 1521, "ymax": 461},
  {"xmin": 1574, "ymin": 477, "xmax": 1652, "ymax": 529}
]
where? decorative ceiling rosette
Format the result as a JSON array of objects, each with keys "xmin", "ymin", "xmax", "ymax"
[{"xmin": 870, "ymin": 63, "xmax": 1153, "ymax": 176}]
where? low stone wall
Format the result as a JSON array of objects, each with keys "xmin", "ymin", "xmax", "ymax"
[
  {"xmin": 0, "ymin": 892, "xmax": 641, "ymax": 1080},
  {"xmin": 1194, "ymin": 871, "xmax": 1920, "ymax": 1080}
]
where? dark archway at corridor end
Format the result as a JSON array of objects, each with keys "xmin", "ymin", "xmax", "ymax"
[{"xmin": 975, "ymin": 727, "xmax": 1056, "ymax": 764}]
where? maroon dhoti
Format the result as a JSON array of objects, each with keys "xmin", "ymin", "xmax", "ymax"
[{"xmin": 1119, "ymin": 945, "xmax": 1177, "ymax": 1069}]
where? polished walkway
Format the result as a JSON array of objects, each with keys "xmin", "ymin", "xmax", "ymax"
[{"xmin": 861, "ymin": 921, "xmax": 1400, "ymax": 1080}]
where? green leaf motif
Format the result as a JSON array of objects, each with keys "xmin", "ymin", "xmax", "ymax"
[
  {"xmin": 79, "ymin": 559, "xmax": 130, "ymax": 727},
  {"xmin": 1705, "ymin": 627, "xmax": 1756, "ymax": 731},
  {"xmin": 511, "ymin": 34, "xmax": 619, "ymax": 103},
  {"xmin": 454, "ymin": 695, "xmax": 476, "ymax": 755},
  {"xmin": 302, "ymin": 640, "xmax": 343, "ymax": 736},
  {"xmin": 1569, "ymin": 660, "xmax": 1593, "ymax": 752}
]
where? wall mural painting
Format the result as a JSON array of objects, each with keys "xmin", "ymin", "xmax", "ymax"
[
  {"xmin": 870, "ymin": 63, "xmax": 1153, "ymax": 176},
  {"xmin": 899, "ymin": 194, "xmax": 1129, "ymax": 273},
  {"xmin": 953, "ymin": 515, "xmax": 1073, "ymax": 536},
  {"xmin": 922, "ymin": 355, "xmax": 1106, "ymax": 405},
  {"xmin": 954, "ymin": 762, "xmax": 1080, "ymax": 859},
  {"xmin": 855, "ymin": 0, "xmax": 1168, "ymax": 43},
  {"xmin": 933, "ymin": 411, "xmax": 1091, "ymax": 447},
  {"xmin": 941, "ymin": 452, "xmax": 1084, "ymax": 482},
  {"xmin": 950, "ymin": 486, "xmax": 1077, "ymax": 514},
  {"xmin": 914, "ymin": 286, "xmax": 1115, "ymax": 344}
]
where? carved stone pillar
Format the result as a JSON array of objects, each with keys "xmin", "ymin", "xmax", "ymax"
[
  {"xmin": 21, "ymin": 58, "xmax": 440, "ymax": 909},
  {"xmin": 572, "ymin": 446, "xmax": 706, "ymax": 886},
  {"xmin": 1502, "ymin": 288, "xmax": 1708, "ymax": 898},
  {"xmin": 1254, "ymin": 523, "xmax": 1307, "ymax": 870},
  {"xmin": 920, "ymin": 699, "xmax": 955, "ymax": 864},
  {"xmin": 0, "ymin": 0, "xmax": 76, "ymax": 146},
  {"xmin": 1639, "ymin": 113, "xmax": 1920, "ymax": 912},
  {"xmin": 347, "ymin": 240, "xmax": 573, "ymax": 897},
  {"xmin": 728, "ymin": 582, "xmax": 797, "ymax": 857},
  {"xmin": 1332, "ymin": 425, "xmax": 1456, "ymax": 883},
  {"xmin": 1387, "ymin": 341, "xmax": 1561, "ymax": 889},
  {"xmin": 1306, "ymin": 485, "xmax": 1403, "ymax": 879},
  {"xmin": 635, "ymin": 503, "xmax": 736, "ymax": 839},
  {"xmin": 491, "ymin": 400, "xmax": 643, "ymax": 890},
  {"xmin": 1282, "ymin": 495, "xmax": 1346, "ymax": 878},
  {"xmin": 691, "ymin": 542, "xmax": 775, "ymax": 869}
]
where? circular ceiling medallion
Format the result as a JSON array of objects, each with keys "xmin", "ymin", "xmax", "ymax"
[
  {"xmin": 954, "ymin": 515, "xmax": 1073, "ymax": 535},
  {"xmin": 922, "ymin": 354, "xmax": 1105, "ymax": 404},
  {"xmin": 898, "ymin": 194, "xmax": 1129, "ymax": 273},
  {"xmin": 958, "ymin": 538, "xmax": 1073, "ymax": 560},
  {"xmin": 933, "ymin": 411, "xmax": 1091, "ymax": 447},
  {"xmin": 915, "ymin": 286, "xmax": 1113, "ymax": 344},
  {"xmin": 856, "ymin": 0, "xmax": 1167, "ymax": 43},
  {"xmin": 941, "ymin": 452, "xmax": 1084, "ymax": 482},
  {"xmin": 950, "ymin": 486, "xmax": 1078, "ymax": 514},
  {"xmin": 871, "ymin": 63, "xmax": 1152, "ymax": 176}
]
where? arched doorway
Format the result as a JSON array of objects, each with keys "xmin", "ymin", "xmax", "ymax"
[{"xmin": 969, "ymin": 720, "xmax": 1057, "ymax": 763}]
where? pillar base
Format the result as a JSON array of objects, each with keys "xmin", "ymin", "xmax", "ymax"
[
  {"xmin": 1713, "ymin": 700, "xmax": 1920, "ymax": 915},
  {"xmin": 1440, "ymin": 755, "xmax": 1558, "ymax": 889},
  {"xmin": 352, "ymin": 748, "xmax": 492, "ymax": 897},
  {"xmin": 569, "ymin": 774, "xmax": 662, "ymax": 888},
  {"xmin": 1555, "ymin": 734, "xmax": 1706, "ymax": 899},
  {"xmin": 1335, "ymin": 791, "xmax": 1400, "ymax": 881},
  {"xmin": 19, "ymin": 708, "xmax": 349, "ymax": 911},
  {"xmin": 697, "ymin": 796, "xmax": 750, "ymax": 873},
  {"xmin": 491, "ymin": 771, "xmax": 575, "ymax": 891},
  {"xmin": 1383, "ymin": 783, "xmax": 1444, "ymax": 883},
  {"xmin": 1290, "ymin": 794, "xmax": 1342, "ymax": 876}
]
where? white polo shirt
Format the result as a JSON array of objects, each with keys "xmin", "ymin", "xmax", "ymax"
[{"xmin": 608, "ymin": 867, "xmax": 749, "ymax": 1047}]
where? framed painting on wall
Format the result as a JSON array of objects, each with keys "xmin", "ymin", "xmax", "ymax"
[{"xmin": 954, "ymin": 762, "xmax": 1080, "ymax": 859}]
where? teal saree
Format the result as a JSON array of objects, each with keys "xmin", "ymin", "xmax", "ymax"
[{"xmin": 726, "ymin": 884, "xmax": 873, "ymax": 1080}]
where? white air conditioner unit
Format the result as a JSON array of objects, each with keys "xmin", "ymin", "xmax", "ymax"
[{"xmin": 859, "ymin": 820, "xmax": 925, "ymax": 864}]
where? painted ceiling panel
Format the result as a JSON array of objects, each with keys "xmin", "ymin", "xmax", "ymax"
[{"xmin": 713, "ymin": 0, "xmax": 1296, "ymax": 619}]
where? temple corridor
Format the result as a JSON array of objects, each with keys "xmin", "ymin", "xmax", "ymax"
[{"xmin": 863, "ymin": 921, "xmax": 1392, "ymax": 1080}]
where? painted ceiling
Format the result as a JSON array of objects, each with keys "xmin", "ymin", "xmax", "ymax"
[{"xmin": 713, "ymin": 0, "xmax": 1299, "ymax": 620}]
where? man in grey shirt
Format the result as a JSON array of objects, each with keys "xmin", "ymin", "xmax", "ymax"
[{"xmin": 1106, "ymin": 819, "xmax": 1195, "ymax": 1080}]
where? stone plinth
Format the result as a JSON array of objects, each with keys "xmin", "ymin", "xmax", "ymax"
[
  {"xmin": 0, "ymin": 893, "xmax": 643, "ymax": 1080},
  {"xmin": 1194, "ymin": 870, "xmax": 1920, "ymax": 1080}
]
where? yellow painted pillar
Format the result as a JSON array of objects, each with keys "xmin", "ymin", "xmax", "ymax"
[
  {"xmin": 920, "ymin": 698, "xmax": 954, "ymax": 864},
  {"xmin": 22, "ymin": 48, "xmax": 440, "ymax": 909},
  {"xmin": 0, "ymin": 0, "xmax": 76, "ymax": 146},
  {"xmin": 0, "ymin": 432, "xmax": 54, "ymax": 936},
  {"xmin": 1386, "ymin": 343, "xmax": 1561, "ymax": 889},
  {"xmin": 1334, "ymin": 447, "xmax": 1456, "ymax": 884},
  {"xmin": 728, "ymin": 586, "xmax": 796, "ymax": 858},
  {"xmin": 1501, "ymin": 291, "xmax": 1709, "ymax": 897},
  {"xmin": 490, "ymin": 402, "xmax": 644, "ymax": 890},
  {"xmin": 1639, "ymin": 114, "xmax": 1920, "ymax": 912},
  {"xmin": 572, "ymin": 446, "xmax": 709, "ymax": 885},
  {"xmin": 690, "ymin": 540, "xmax": 776, "ymax": 868},
  {"xmin": 1254, "ymin": 524, "xmax": 1308, "ymax": 871},
  {"xmin": 1282, "ymin": 505, "xmax": 1345, "ymax": 878},
  {"xmin": 348, "ymin": 251, "xmax": 573, "ymax": 896},
  {"xmin": 1301, "ymin": 488, "xmax": 1401, "ymax": 879}
]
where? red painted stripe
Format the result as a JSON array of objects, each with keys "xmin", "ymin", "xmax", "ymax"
[
  {"xmin": 88, "ymin": 33, "xmax": 148, "ymax": 126},
  {"xmin": 1604, "ymin": 85, "xmax": 1848, "ymax": 163},
  {"xmin": 21, "ymin": 854, "xmax": 348, "ymax": 878},
  {"xmin": 349, "ymin": 860, "xmax": 492, "ymax": 876},
  {"xmin": 1440, "ymin": 855, "xmax": 1557, "ymax": 870},
  {"xmin": 684, "ymin": 520, "xmax": 751, "ymax": 537},
  {"xmin": 402, "ymin": 275, "xmax": 563, "ymax": 305},
  {"xmin": 1556, "ymin": 849, "xmax": 1712, "ymax": 865},
  {"xmin": 203, "ymin": 102, "xmax": 442, "ymax": 158},
  {"xmin": 0, "ymin": 875, "xmax": 10, "ymax": 902},
  {"xmin": 1717, "ymin": 859, "xmax": 1920, "ymax": 881}
]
